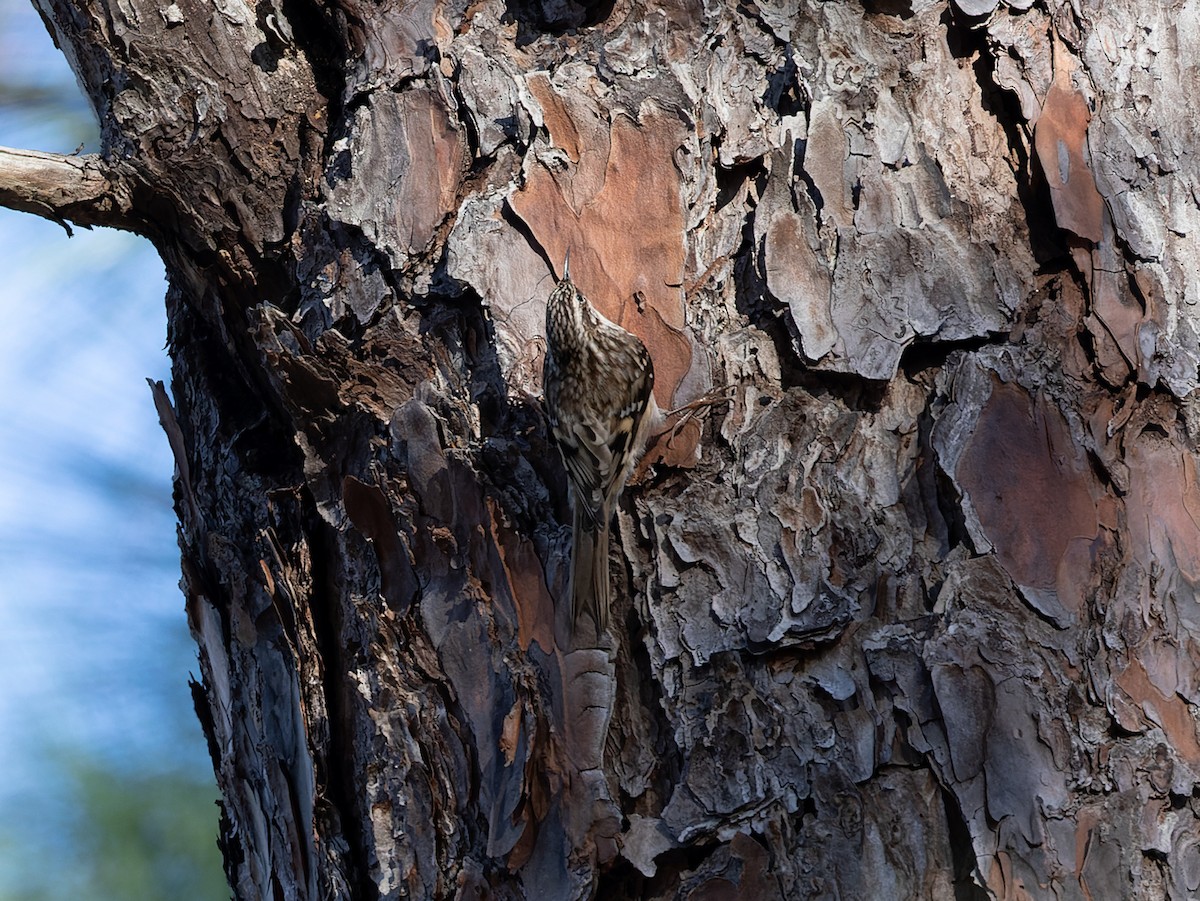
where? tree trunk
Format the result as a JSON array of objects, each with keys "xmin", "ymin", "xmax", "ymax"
[{"xmin": 5, "ymin": 0, "xmax": 1200, "ymax": 897}]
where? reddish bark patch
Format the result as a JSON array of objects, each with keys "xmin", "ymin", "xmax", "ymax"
[
  {"xmin": 392, "ymin": 89, "xmax": 465, "ymax": 255},
  {"xmin": 511, "ymin": 81, "xmax": 693, "ymax": 413},
  {"xmin": 1125, "ymin": 433, "xmax": 1200, "ymax": 586},
  {"xmin": 958, "ymin": 381, "xmax": 1099, "ymax": 606},
  {"xmin": 1034, "ymin": 74, "xmax": 1103, "ymax": 243},
  {"xmin": 1114, "ymin": 657, "xmax": 1200, "ymax": 768},
  {"xmin": 327, "ymin": 88, "xmax": 465, "ymax": 262},
  {"xmin": 487, "ymin": 498, "xmax": 557, "ymax": 654},
  {"xmin": 344, "ymin": 476, "xmax": 419, "ymax": 614}
]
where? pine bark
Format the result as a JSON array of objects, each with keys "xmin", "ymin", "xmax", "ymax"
[{"xmin": 7, "ymin": 0, "xmax": 1200, "ymax": 897}]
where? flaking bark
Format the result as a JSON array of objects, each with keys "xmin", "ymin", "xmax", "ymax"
[{"xmin": 5, "ymin": 0, "xmax": 1200, "ymax": 898}]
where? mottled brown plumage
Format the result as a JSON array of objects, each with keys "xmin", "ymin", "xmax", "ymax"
[{"xmin": 543, "ymin": 260, "xmax": 657, "ymax": 641}]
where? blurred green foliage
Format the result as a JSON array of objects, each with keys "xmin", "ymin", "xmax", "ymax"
[
  {"xmin": 1, "ymin": 757, "xmax": 226, "ymax": 901},
  {"xmin": 0, "ymin": 0, "xmax": 228, "ymax": 898}
]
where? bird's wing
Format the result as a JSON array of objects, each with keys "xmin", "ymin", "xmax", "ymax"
[
  {"xmin": 598, "ymin": 340, "xmax": 654, "ymax": 501},
  {"xmin": 554, "ymin": 414, "xmax": 611, "ymax": 527},
  {"xmin": 554, "ymin": 340, "xmax": 654, "ymax": 521}
]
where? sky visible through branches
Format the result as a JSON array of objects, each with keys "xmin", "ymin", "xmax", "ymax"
[{"xmin": 0, "ymin": 0, "xmax": 223, "ymax": 895}]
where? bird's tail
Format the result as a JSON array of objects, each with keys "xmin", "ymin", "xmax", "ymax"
[{"xmin": 571, "ymin": 502, "xmax": 611, "ymax": 642}]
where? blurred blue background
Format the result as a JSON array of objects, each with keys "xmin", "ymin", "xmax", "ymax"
[{"xmin": 0, "ymin": 0, "xmax": 225, "ymax": 896}]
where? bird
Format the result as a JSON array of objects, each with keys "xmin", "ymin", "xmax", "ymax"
[{"xmin": 542, "ymin": 253, "xmax": 658, "ymax": 642}]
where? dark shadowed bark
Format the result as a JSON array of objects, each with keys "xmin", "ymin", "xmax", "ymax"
[{"xmin": 5, "ymin": 0, "xmax": 1200, "ymax": 897}]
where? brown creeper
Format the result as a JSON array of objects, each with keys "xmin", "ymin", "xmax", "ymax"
[{"xmin": 543, "ymin": 255, "xmax": 658, "ymax": 641}]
